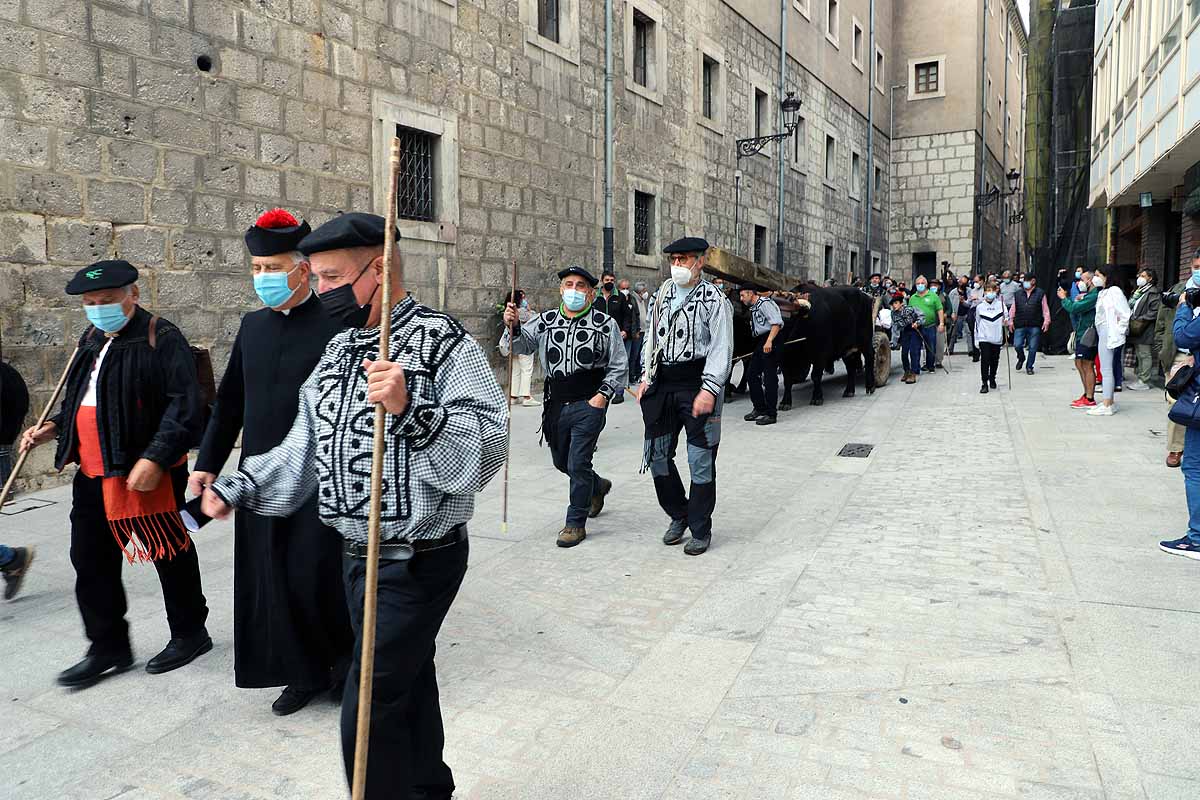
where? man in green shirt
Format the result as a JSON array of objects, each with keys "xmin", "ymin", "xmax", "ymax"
[{"xmin": 908, "ymin": 276, "xmax": 945, "ymax": 373}]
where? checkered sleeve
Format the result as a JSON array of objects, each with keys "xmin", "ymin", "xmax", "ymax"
[
  {"xmin": 210, "ymin": 369, "xmax": 321, "ymax": 516},
  {"xmin": 701, "ymin": 293, "xmax": 734, "ymax": 397},
  {"xmin": 405, "ymin": 334, "xmax": 509, "ymax": 495}
]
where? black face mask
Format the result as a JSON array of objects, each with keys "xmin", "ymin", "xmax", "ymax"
[
  {"xmin": 318, "ymin": 260, "xmax": 377, "ymax": 328},
  {"xmin": 603, "ymin": 282, "xmax": 615, "ymax": 293}
]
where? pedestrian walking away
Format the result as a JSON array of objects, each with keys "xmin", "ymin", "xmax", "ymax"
[
  {"xmin": 201, "ymin": 212, "xmax": 508, "ymax": 800},
  {"xmin": 1160, "ymin": 286, "xmax": 1200, "ymax": 560},
  {"xmin": 20, "ymin": 259, "xmax": 211, "ymax": 689},
  {"xmin": 501, "ymin": 265, "xmax": 627, "ymax": 548},
  {"xmin": 0, "ymin": 543, "xmax": 34, "ymax": 600},
  {"xmin": 740, "ymin": 283, "xmax": 783, "ymax": 426},
  {"xmin": 1089, "ymin": 264, "xmax": 1131, "ymax": 417},
  {"xmin": 619, "ymin": 278, "xmax": 643, "ymax": 387},
  {"xmin": 0, "ymin": 358, "xmax": 30, "ymax": 501},
  {"xmin": 189, "ymin": 208, "xmax": 353, "ymax": 717},
  {"xmin": 1125, "ymin": 268, "xmax": 1161, "ymax": 391},
  {"xmin": 1008, "ymin": 275, "xmax": 1050, "ymax": 374},
  {"xmin": 635, "ymin": 237, "xmax": 733, "ymax": 557},
  {"xmin": 974, "ymin": 283, "xmax": 1006, "ymax": 393},
  {"xmin": 1060, "ymin": 274, "xmax": 1100, "ymax": 409}
]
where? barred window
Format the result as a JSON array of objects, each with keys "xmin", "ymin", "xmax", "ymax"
[
  {"xmin": 915, "ymin": 61, "xmax": 939, "ymax": 94},
  {"xmin": 538, "ymin": 0, "xmax": 560, "ymax": 43},
  {"xmin": 395, "ymin": 125, "xmax": 437, "ymax": 223},
  {"xmin": 753, "ymin": 225, "xmax": 766, "ymax": 265},
  {"xmin": 633, "ymin": 191, "xmax": 654, "ymax": 255}
]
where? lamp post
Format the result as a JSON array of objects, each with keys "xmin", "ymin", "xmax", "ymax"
[
  {"xmin": 734, "ymin": 91, "xmax": 803, "ymax": 259},
  {"xmin": 974, "ymin": 168, "xmax": 1021, "ymax": 274}
]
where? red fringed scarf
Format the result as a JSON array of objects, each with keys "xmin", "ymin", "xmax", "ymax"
[{"xmin": 75, "ymin": 405, "xmax": 191, "ymax": 564}]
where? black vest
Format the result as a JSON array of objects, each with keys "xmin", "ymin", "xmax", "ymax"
[{"xmin": 1012, "ymin": 288, "xmax": 1045, "ymax": 329}]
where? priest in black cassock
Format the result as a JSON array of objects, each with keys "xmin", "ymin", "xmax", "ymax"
[{"xmin": 189, "ymin": 208, "xmax": 352, "ymax": 716}]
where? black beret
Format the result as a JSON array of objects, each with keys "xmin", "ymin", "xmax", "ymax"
[
  {"xmin": 66, "ymin": 260, "xmax": 139, "ymax": 295},
  {"xmin": 557, "ymin": 265, "xmax": 598, "ymax": 286},
  {"xmin": 663, "ymin": 236, "xmax": 710, "ymax": 255},
  {"xmin": 244, "ymin": 208, "xmax": 312, "ymax": 256},
  {"xmin": 739, "ymin": 281, "xmax": 770, "ymax": 293},
  {"xmin": 298, "ymin": 212, "xmax": 400, "ymax": 256}
]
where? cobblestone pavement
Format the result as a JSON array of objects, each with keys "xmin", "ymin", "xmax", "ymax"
[{"xmin": 1, "ymin": 353, "xmax": 1194, "ymax": 799}]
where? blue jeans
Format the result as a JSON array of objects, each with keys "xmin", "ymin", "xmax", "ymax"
[
  {"xmin": 901, "ymin": 328, "xmax": 924, "ymax": 373},
  {"xmin": 1184, "ymin": 426, "xmax": 1200, "ymax": 545},
  {"xmin": 920, "ymin": 325, "xmax": 937, "ymax": 370},
  {"xmin": 627, "ymin": 337, "xmax": 642, "ymax": 383},
  {"xmin": 0, "ymin": 544, "xmax": 14, "ymax": 569},
  {"xmin": 547, "ymin": 400, "xmax": 608, "ymax": 527},
  {"xmin": 1013, "ymin": 327, "xmax": 1040, "ymax": 369}
]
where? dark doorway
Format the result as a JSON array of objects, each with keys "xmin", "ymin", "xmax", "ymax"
[
  {"xmin": 1164, "ymin": 210, "xmax": 1182, "ymax": 288},
  {"xmin": 912, "ymin": 251, "xmax": 937, "ymax": 282}
]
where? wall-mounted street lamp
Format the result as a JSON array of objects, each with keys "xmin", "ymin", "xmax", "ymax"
[{"xmin": 734, "ymin": 91, "xmax": 803, "ymax": 259}]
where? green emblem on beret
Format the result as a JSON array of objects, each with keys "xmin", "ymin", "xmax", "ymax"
[{"xmin": 86, "ymin": 268, "xmax": 103, "ymax": 279}]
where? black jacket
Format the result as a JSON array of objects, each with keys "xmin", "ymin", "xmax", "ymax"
[
  {"xmin": 0, "ymin": 361, "xmax": 30, "ymax": 445},
  {"xmin": 52, "ymin": 307, "xmax": 204, "ymax": 477},
  {"xmin": 195, "ymin": 293, "xmax": 344, "ymax": 471},
  {"xmin": 595, "ymin": 291, "xmax": 633, "ymax": 336}
]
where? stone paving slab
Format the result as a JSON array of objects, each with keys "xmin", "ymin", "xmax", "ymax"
[{"xmin": 0, "ymin": 354, "xmax": 1194, "ymax": 799}]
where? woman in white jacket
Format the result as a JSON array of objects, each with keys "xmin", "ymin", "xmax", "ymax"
[{"xmin": 1090, "ymin": 264, "xmax": 1132, "ymax": 416}]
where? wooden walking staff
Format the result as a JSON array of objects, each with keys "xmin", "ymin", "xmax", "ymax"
[
  {"xmin": 0, "ymin": 345, "xmax": 80, "ymax": 508},
  {"xmin": 501, "ymin": 258, "xmax": 517, "ymax": 535},
  {"xmin": 351, "ymin": 136, "xmax": 401, "ymax": 800}
]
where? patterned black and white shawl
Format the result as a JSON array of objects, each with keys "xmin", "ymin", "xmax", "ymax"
[
  {"xmin": 641, "ymin": 278, "xmax": 734, "ymax": 397},
  {"xmin": 500, "ymin": 304, "xmax": 628, "ymax": 400}
]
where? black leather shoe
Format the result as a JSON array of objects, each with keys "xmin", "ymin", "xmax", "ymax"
[
  {"xmin": 57, "ymin": 651, "xmax": 134, "ymax": 688},
  {"xmin": 755, "ymin": 415, "xmax": 777, "ymax": 426},
  {"xmin": 683, "ymin": 536, "xmax": 711, "ymax": 556},
  {"xmin": 146, "ymin": 629, "xmax": 213, "ymax": 675},
  {"xmin": 662, "ymin": 519, "xmax": 687, "ymax": 546},
  {"xmin": 2, "ymin": 546, "xmax": 34, "ymax": 600},
  {"xmin": 1015, "ymin": 358, "xmax": 1025, "ymax": 371},
  {"xmin": 587, "ymin": 478, "xmax": 612, "ymax": 518},
  {"xmin": 743, "ymin": 410, "xmax": 762, "ymax": 421},
  {"xmin": 980, "ymin": 384, "xmax": 989, "ymax": 394},
  {"xmin": 989, "ymin": 378, "xmax": 997, "ymax": 389},
  {"xmin": 272, "ymin": 684, "xmax": 325, "ymax": 716}
]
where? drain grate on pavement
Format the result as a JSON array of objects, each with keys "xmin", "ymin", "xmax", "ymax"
[{"xmin": 837, "ymin": 443, "xmax": 874, "ymax": 458}]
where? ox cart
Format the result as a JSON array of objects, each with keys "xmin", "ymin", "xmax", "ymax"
[{"xmin": 703, "ymin": 247, "xmax": 893, "ymax": 389}]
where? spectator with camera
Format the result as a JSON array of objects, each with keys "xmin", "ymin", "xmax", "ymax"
[{"xmin": 1059, "ymin": 271, "xmax": 1100, "ymax": 409}]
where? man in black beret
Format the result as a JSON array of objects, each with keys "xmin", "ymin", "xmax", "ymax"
[
  {"xmin": 738, "ymin": 283, "xmax": 783, "ymax": 425},
  {"xmin": 21, "ymin": 260, "xmax": 211, "ymax": 688},
  {"xmin": 189, "ymin": 208, "xmax": 352, "ymax": 716},
  {"xmin": 201, "ymin": 212, "xmax": 508, "ymax": 799},
  {"xmin": 635, "ymin": 236, "xmax": 733, "ymax": 556},
  {"xmin": 501, "ymin": 264, "xmax": 627, "ymax": 548}
]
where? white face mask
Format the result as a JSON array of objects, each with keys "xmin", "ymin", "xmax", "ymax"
[
  {"xmin": 1092, "ymin": 275, "xmax": 1104, "ymax": 288},
  {"xmin": 671, "ymin": 265, "xmax": 694, "ymax": 286},
  {"xmin": 1136, "ymin": 277, "xmax": 1148, "ymax": 287}
]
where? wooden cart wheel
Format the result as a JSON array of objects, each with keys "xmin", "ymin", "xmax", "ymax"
[{"xmin": 873, "ymin": 330, "xmax": 892, "ymax": 387}]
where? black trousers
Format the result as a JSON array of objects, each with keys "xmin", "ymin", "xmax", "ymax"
[
  {"xmin": 340, "ymin": 537, "xmax": 468, "ymax": 800},
  {"xmin": 979, "ymin": 341, "xmax": 1001, "ymax": 383},
  {"xmin": 547, "ymin": 400, "xmax": 607, "ymax": 528},
  {"xmin": 645, "ymin": 390, "xmax": 722, "ymax": 540},
  {"xmin": 69, "ymin": 466, "xmax": 208, "ymax": 657},
  {"xmin": 746, "ymin": 338, "xmax": 779, "ymax": 415}
]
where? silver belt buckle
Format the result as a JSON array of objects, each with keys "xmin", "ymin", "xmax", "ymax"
[{"xmin": 390, "ymin": 542, "xmax": 415, "ymax": 561}]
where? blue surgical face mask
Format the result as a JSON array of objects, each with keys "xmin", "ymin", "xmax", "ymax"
[
  {"xmin": 1022, "ymin": 280, "xmax": 1032, "ymax": 290},
  {"xmin": 916, "ymin": 284, "xmax": 927, "ymax": 293},
  {"xmin": 85, "ymin": 301, "xmax": 131, "ymax": 333},
  {"xmin": 1075, "ymin": 270, "xmax": 1082, "ymax": 278},
  {"xmin": 253, "ymin": 266, "xmax": 299, "ymax": 308},
  {"xmin": 985, "ymin": 291, "xmax": 997, "ymax": 301},
  {"xmin": 520, "ymin": 298, "xmax": 529, "ymax": 309},
  {"xmin": 562, "ymin": 288, "xmax": 587, "ymax": 311}
]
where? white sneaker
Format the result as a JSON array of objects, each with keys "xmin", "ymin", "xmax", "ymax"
[
  {"xmin": 1086, "ymin": 404, "xmax": 1115, "ymax": 416},
  {"xmin": 1124, "ymin": 381, "xmax": 1151, "ymax": 391},
  {"xmin": 521, "ymin": 398, "xmax": 541, "ymax": 407}
]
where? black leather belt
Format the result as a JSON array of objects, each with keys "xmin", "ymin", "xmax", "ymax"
[{"xmin": 344, "ymin": 524, "xmax": 466, "ymax": 561}]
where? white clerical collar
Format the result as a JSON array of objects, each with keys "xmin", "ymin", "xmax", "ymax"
[{"xmin": 279, "ymin": 290, "xmax": 315, "ymax": 316}]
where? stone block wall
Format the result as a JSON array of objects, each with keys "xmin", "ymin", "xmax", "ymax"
[{"xmin": 0, "ymin": 0, "xmax": 890, "ymax": 485}]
